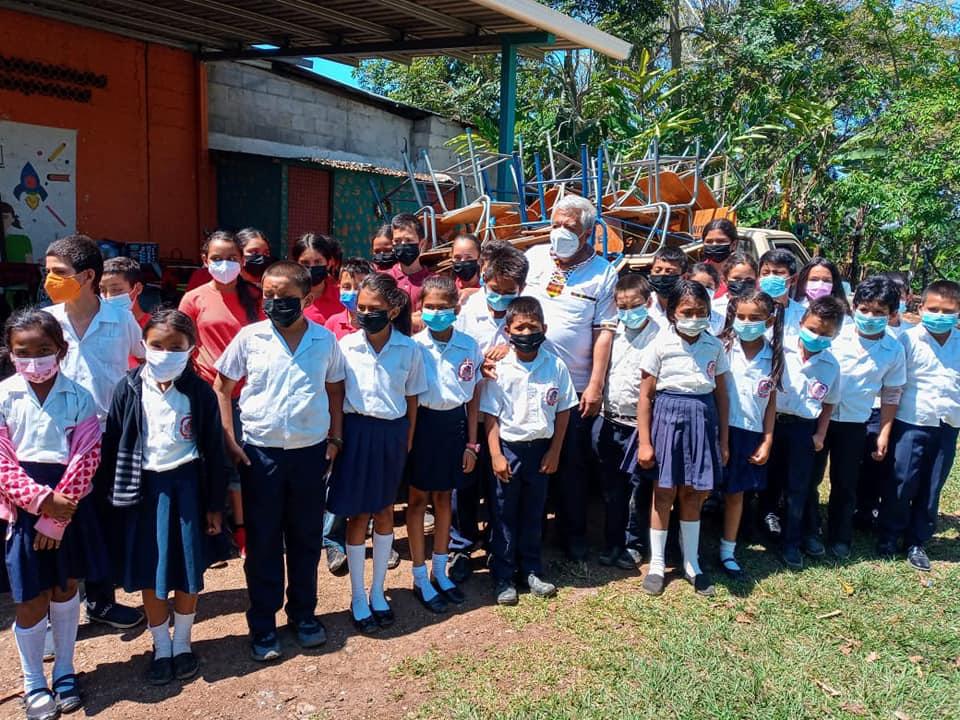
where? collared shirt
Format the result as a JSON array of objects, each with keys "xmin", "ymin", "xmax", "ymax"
[
  {"xmin": 413, "ymin": 328, "xmax": 484, "ymax": 411},
  {"xmin": 454, "ymin": 290, "xmax": 510, "ymax": 352},
  {"xmin": 776, "ymin": 339, "xmax": 841, "ymax": 419},
  {"xmin": 340, "ymin": 328, "xmax": 428, "ymax": 420},
  {"xmin": 217, "ymin": 319, "xmax": 346, "ymax": 449},
  {"xmin": 323, "ymin": 310, "xmax": 357, "ymax": 341},
  {"xmin": 387, "ymin": 264, "xmax": 432, "ymax": 310},
  {"xmin": 603, "ymin": 318, "xmax": 660, "ymax": 420},
  {"xmin": 640, "ymin": 326, "xmax": 730, "ymax": 395},
  {"xmin": 726, "ymin": 338, "xmax": 775, "ymax": 433},
  {"xmin": 47, "ymin": 300, "xmax": 144, "ymax": 425},
  {"xmin": 709, "ymin": 304, "xmax": 727, "ymax": 336},
  {"xmin": 896, "ymin": 325, "xmax": 960, "ymax": 428},
  {"xmin": 479, "ymin": 347, "xmax": 578, "ymax": 442},
  {"xmin": 304, "ymin": 280, "xmax": 344, "ymax": 325},
  {"xmin": 830, "ymin": 324, "xmax": 907, "ymax": 423},
  {"xmin": 140, "ymin": 367, "xmax": 199, "ymax": 471},
  {"xmin": 525, "ymin": 244, "xmax": 618, "ymax": 392},
  {"xmin": 765, "ymin": 298, "xmax": 807, "ymax": 342},
  {"xmin": 0, "ymin": 371, "xmax": 97, "ymax": 463}
]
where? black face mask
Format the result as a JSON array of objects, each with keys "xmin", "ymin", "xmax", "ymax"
[
  {"xmin": 244, "ymin": 253, "xmax": 271, "ymax": 277},
  {"xmin": 263, "ymin": 296, "xmax": 303, "ymax": 328},
  {"xmin": 452, "ymin": 259, "xmax": 480, "ymax": 282},
  {"xmin": 510, "ymin": 331, "xmax": 546, "ymax": 354},
  {"xmin": 372, "ymin": 251, "xmax": 397, "ymax": 270},
  {"xmin": 702, "ymin": 244, "xmax": 732, "ymax": 263},
  {"xmin": 307, "ymin": 265, "xmax": 328, "ymax": 286},
  {"xmin": 357, "ymin": 309, "xmax": 391, "ymax": 334},
  {"xmin": 648, "ymin": 273, "xmax": 680, "ymax": 297},
  {"xmin": 727, "ymin": 278, "xmax": 757, "ymax": 297},
  {"xmin": 394, "ymin": 243, "xmax": 420, "ymax": 267}
]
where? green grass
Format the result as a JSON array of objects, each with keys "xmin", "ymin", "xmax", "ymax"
[{"xmin": 394, "ymin": 471, "xmax": 960, "ymax": 720}]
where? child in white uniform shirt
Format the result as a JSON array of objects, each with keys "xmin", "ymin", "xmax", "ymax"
[
  {"xmin": 481, "ymin": 297, "xmax": 577, "ymax": 606},
  {"xmin": 689, "ymin": 262, "xmax": 727, "ymax": 335},
  {"xmin": 810, "ymin": 276, "xmax": 906, "ymax": 559},
  {"xmin": 408, "ymin": 277, "xmax": 483, "ymax": 612},
  {"xmin": 595, "ymin": 273, "xmax": 659, "ymax": 570},
  {"xmin": 758, "ymin": 249, "xmax": 806, "ymax": 341},
  {"xmin": 215, "ymin": 262, "xmax": 346, "ymax": 660},
  {"xmin": 877, "ymin": 280, "xmax": 960, "ymax": 570},
  {"xmin": 764, "ymin": 296, "xmax": 844, "ymax": 570}
]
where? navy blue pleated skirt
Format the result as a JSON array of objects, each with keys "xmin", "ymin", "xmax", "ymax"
[
  {"xmin": 328, "ymin": 414, "xmax": 409, "ymax": 516},
  {"xmin": 113, "ymin": 460, "xmax": 211, "ymax": 597},
  {"xmin": 2, "ymin": 462, "xmax": 109, "ymax": 603},
  {"xmin": 409, "ymin": 406, "xmax": 467, "ymax": 492},
  {"xmin": 723, "ymin": 426, "xmax": 768, "ymax": 494}
]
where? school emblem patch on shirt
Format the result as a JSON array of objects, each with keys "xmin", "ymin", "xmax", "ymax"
[
  {"xmin": 809, "ymin": 380, "xmax": 828, "ymax": 401},
  {"xmin": 757, "ymin": 378, "xmax": 773, "ymax": 399},
  {"xmin": 706, "ymin": 360, "xmax": 717, "ymax": 379},
  {"xmin": 458, "ymin": 358, "xmax": 475, "ymax": 382},
  {"xmin": 545, "ymin": 387, "xmax": 560, "ymax": 406},
  {"xmin": 179, "ymin": 415, "xmax": 194, "ymax": 441}
]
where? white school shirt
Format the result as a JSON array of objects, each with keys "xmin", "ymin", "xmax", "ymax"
[
  {"xmin": 413, "ymin": 328, "xmax": 484, "ymax": 411},
  {"xmin": 709, "ymin": 306, "xmax": 727, "ymax": 336},
  {"xmin": 47, "ymin": 301, "xmax": 144, "ymax": 425},
  {"xmin": 896, "ymin": 325, "xmax": 960, "ymax": 428},
  {"xmin": 140, "ymin": 367, "xmax": 199, "ymax": 471},
  {"xmin": 524, "ymin": 244, "xmax": 618, "ymax": 392},
  {"xmin": 603, "ymin": 318, "xmax": 660, "ymax": 421},
  {"xmin": 725, "ymin": 339, "xmax": 775, "ymax": 433},
  {"xmin": 765, "ymin": 298, "xmax": 806, "ymax": 342},
  {"xmin": 479, "ymin": 347, "xmax": 578, "ymax": 442},
  {"xmin": 216, "ymin": 319, "xmax": 346, "ymax": 449},
  {"xmin": 775, "ymin": 339, "xmax": 841, "ymax": 419},
  {"xmin": 340, "ymin": 328, "xmax": 428, "ymax": 420},
  {"xmin": 830, "ymin": 324, "xmax": 907, "ymax": 423},
  {"xmin": 639, "ymin": 326, "xmax": 730, "ymax": 395},
  {"xmin": 0, "ymin": 372, "xmax": 97, "ymax": 463},
  {"xmin": 454, "ymin": 291, "xmax": 510, "ymax": 352}
]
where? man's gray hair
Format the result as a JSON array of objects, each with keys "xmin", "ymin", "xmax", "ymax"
[{"xmin": 552, "ymin": 194, "xmax": 597, "ymax": 233}]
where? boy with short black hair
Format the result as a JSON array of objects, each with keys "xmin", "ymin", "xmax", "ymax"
[
  {"xmin": 480, "ymin": 296, "xmax": 577, "ymax": 605},
  {"xmin": 388, "ymin": 212, "xmax": 432, "ymax": 310},
  {"xmin": 100, "ymin": 256, "xmax": 147, "ymax": 328},
  {"xmin": 877, "ymin": 279, "xmax": 960, "ymax": 570},
  {"xmin": 647, "ymin": 246, "xmax": 690, "ymax": 325},
  {"xmin": 758, "ymin": 249, "xmax": 805, "ymax": 337}
]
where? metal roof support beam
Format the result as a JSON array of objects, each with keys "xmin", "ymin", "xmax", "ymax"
[{"xmin": 497, "ymin": 38, "xmax": 518, "ymax": 202}]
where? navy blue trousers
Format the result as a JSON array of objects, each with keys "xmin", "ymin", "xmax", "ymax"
[
  {"xmin": 878, "ymin": 420, "xmax": 958, "ymax": 548},
  {"xmin": 593, "ymin": 417, "xmax": 650, "ymax": 553},
  {"xmin": 811, "ymin": 421, "xmax": 868, "ymax": 545},
  {"xmin": 556, "ymin": 401, "xmax": 595, "ymax": 549},
  {"xmin": 449, "ymin": 423, "xmax": 490, "ymax": 551},
  {"xmin": 241, "ymin": 442, "xmax": 328, "ymax": 636},
  {"xmin": 489, "ymin": 440, "xmax": 550, "ymax": 581},
  {"xmin": 856, "ymin": 408, "xmax": 888, "ymax": 521},
  {"xmin": 767, "ymin": 416, "xmax": 818, "ymax": 550}
]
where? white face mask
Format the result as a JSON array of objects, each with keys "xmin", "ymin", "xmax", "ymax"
[
  {"xmin": 143, "ymin": 344, "xmax": 193, "ymax": 383},
  {"xmin": 102, "ymin": 293, "xmax": 133, "ymax": 312},
  {"xmin": 208, "ymin": 259, "xmax": 242, "ymax": 284},
  {"xmin": 676, "ymin": 317, "xmax": 710, "ymax": 337},
  {"xmin": 550, "ymin": 227, "xmax": 582, "ymax": 259}
]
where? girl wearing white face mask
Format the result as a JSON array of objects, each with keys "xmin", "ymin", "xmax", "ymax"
[{"xmin": 100, "ymin": 310, "xmax": 229, "ymax": 687}]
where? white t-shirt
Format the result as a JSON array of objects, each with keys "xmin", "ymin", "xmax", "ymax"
[
  {"xmin": 140, "ymin": 367, "xmax": 199, "ymax": 471},
  {"xmin": 603, "ymin": 318, "xmax": 660, "ymax": 421},
  {"xmin": 830, "ymin": 324, "xmax": 907, "ymax": 423},
  {"xmin": 725, "ymin": 339, "xmax": 775, "ymax": 433},
  {"xmin": 340, "ymin": 328, "xmax": 428, "ymax": 420},
  {"xmin": 896, "ymin": 325, "xmax": 960, "ymax": 428},
  {"xmin": 413, "ymin": 328, "xmax": 484, "ymax": 411},
  {"xmin": 776, "ymin": 339, "xmax": 841, "ymax": 419},
  {"xmin": 640, "ymin": 326, "xmax": 730, "ymax": 395}
]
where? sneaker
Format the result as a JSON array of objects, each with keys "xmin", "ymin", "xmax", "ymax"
[
  {"xmin": 326, "ymin": 546, "xmax": 348, "ymax": 576},
  {"xmin": 23, "ymin": 687, "xmax": 59, "ymax": 720},
  {"xmin": 43, "ymin": 623, "xmax": 54, "ymax": 662},
  {"xmin": 423, "ymin": 511, "xmax": 435, "ymax": 534},
  {"xmin": 387, "ymin": 548, "xmax": 401, "ymax": 570},
  {"xmin": 525, "ymin": 573, "xmax": 557, "ymax": 599},
  {"xmin": 172, "ymin": 652, "xmax": 199, "ymax": 680},
  {"xmin": 291, "ymin": 617, "xmax": 327, "ymax": 648},
  {"xmin": 448, "ymin": 551, "xmax": 473, "ymax": 584},
  {"xmin": 802, "ymin": 536, "xmax": 826, "ymax": 558},
  {"xmin": 781, "ymin": 546, "xmax": 803, "ymax": 571},
  {"xmin": 685, "ymin": 572, "xmax": 716, "ymax": 597},
  {"xmin": 906, "ymin": 545, "xmax": 930, "ymax": 572},
  {"xmin": 52, "ymin": 673, "xmax": 82, "ymax": 713},
  {"xmin": 495, "ymin": 580, "xmax": 518, "ymax": 606},
  {"xmin": 641, "ymin": 573, "xmax": 665, "ymax": 596},
  {"xmin": 233, "ymin": 526, "xmax": 247, "ymax": 559},
  {"xmin": 147, "ymin": 654, "xmax": 174, "ymax": 685},
  {"xmin": 86, "ymin": 601, "xmax": 144, "ymax": 630},
  {"xmin": 764, "ymin": 513, "xmax": 782, "ymax": 537},
  {"xmin": 250, "ymin": 632, "xmax": 282, "ymax": 662},
  {"xmin": 829, "ymin": 542, "xmax": 851, "ymax": 560}
]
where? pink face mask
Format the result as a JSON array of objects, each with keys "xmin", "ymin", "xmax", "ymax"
[
  {"xmin": 13, "ymin": 354, "xmax": 60, "ymax": 384},
  {"xmin": 805, "ymin": 280, "xmax": 833, "ymax": 301}
]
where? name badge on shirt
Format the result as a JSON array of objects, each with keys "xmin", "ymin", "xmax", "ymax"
[
  {"xmin": 458, "ymin": 358, "xmax": 475, "ymax": 382},
  {"xmin": 545, "ymin": 387, "xmax": 560, "ymax": 407},
  {"xmin": 179, "ymin": 415, "xmax": 194, "ymax": 441},
  {"xmin": 808, "ymin": 380, "xmax": 828, "ymax": 401}
]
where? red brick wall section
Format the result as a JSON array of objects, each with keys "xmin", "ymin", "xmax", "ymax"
[
  {"xmin": 286, "ymin": 165, "xmax": 331, "ymax": 249},
  {"xmin": 0, "ymin": 9, "xmax": 212, "ymax": 260}
]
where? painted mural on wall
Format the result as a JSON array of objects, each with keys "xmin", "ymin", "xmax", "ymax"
[
  {"xmin": 0, "ymin": 120, "xmax": 77, "ymax": 262},
  {"xmin": 331, "ymin": 170, "xmax": 425, "ymax": 258}
]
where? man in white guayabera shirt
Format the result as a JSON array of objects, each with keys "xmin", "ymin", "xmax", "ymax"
[{"xmin": 524, "ymin": 195, "xmax": 619, "ymax": 560}]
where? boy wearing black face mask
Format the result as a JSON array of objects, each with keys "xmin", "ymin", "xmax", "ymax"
[
  {"xmin": 646, "ymin": 247, "xmax": 690, "ymax": 326},
  {"xmin": 387, "ymin": 213, "xmax": 433, "ymax": 311},
  {"xmin": 214, "ymin": 261, "xmax": 346, "ymax": 661},
  {"xmin": 479, "ymin": 297, "xmax": 578, "ymax": 606}
]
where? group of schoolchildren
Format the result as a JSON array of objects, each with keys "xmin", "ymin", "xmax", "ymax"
[{"xmin": 0, "ymin": 203, "xmax": 957, "ymax": 720}]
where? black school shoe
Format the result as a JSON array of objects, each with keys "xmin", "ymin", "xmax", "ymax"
[
  {"xmin": 413, "ymin": 585, "xmax": 447, "ymax": 614},
  {"xmin": 372, "ymin": 605, "xmax": 395, "ymax": 628},
  {"xmin": 685, "ymin": 572, "xmax": 716, "ymax": 597},
  {"xmin": 173, "ymin": 652, "xmax": 199, "ymax": 680},
  {"xmin": 351, "ymin": 612, "xmax": 380, "ymax": 635},
  {"xmin": 147, "ymin": 654, "xmax": 174, "ymax": 686},
  {"xmin": 907, "ymin": 545, "xmax": 931, "ymax": 572},
  {"xmin": 433, "ymin": 580, "xmax": 466, "ymax": 605}
]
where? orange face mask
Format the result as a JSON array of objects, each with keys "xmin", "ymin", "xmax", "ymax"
[{"xmin": 44, "ymin": 272, "xmax": 83, "ymax": 304}]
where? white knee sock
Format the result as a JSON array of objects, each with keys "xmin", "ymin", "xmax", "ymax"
[
  {"xmin": 346, "ymin": 543, "xmax": 370, "ymax": 619},
  {"xmin": 49, "ymin": 593, "xmax": 80, "ymax": 681},
  {"xmin": 680, "ymin": 520, "xmax": 702, "ymax": 577},
  {"xmin": 172, "ymin": 611, "xmax": 195, "ymax": 656},
  {"xmin": 412, "ymin": 563, "xmax": 438, "ymax": 601},
  {"xmin": 648, "ymin": 529, "xmax": 668, "ymax": 576},
  {"xmin": 150, "ymin": 620, "xmax": 172, "ymax": 659},
  {"xmin": 432, "ymin": 553, "xmax": 456, "ymax": 591},
  {"xmin": 369, "ymin": 532, "xmax": 393, "ymax": 613},
  {"xmin": 14, "ymin": 618, "xmax": 47, "ymax": 694}
]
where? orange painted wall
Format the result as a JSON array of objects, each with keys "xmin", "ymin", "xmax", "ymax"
[{"xmin": 0, "ymin": 9, "xmax": 213, "ymax": 260}]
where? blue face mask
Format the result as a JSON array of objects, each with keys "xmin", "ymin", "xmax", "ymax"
[
  {"xmin": 618, "ymin": 306, "xmax": 648, "ymax": 329},
  {"xmin": 339, "ymin": 290, "xmax": 359, "ymax": 313},
  {"xmin": 898, "ymin": 300, "xmax": 907, "ymax": 315},
  {"xmin": 758, "ymin": 274, "xmax": 789, "ymax": 298},
  {"xmin": 854, "ymin": 311, "xmax": 888, "ymax": 336},
  {"xmin": 422, "ymin": 308, "xmax": 456, "ymax": 332},
  {"xmin": 921, "ymin": 311, "xmax": 958, "ymax": 335},
  {"xmin": 485, "ymin": 289, "xmax": 517, "ymax": 312},
  {"xmin": 733, "ymin": 318, "xmax": 767, "ymax": 342},
  {"xmin": 799, "ymin": 326, "xmax": 833, "ymax": 353}
]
